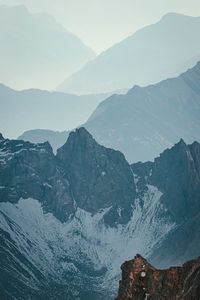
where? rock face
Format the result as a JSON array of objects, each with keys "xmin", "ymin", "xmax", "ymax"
[
  {"xmin": 115, "ymin": 254, "xmax": 200, "ymax": 300},
  {"xmin": 132, "ymin": 139, "xmax": 200, "ymax": 223},
  {"xmin": 132, "ymin": 139, "xmax": 200, "ymax": 268},
  {"xmin": 0, "ymin": 133, "xmax": 74, "ymax": 221},
  {"xmin": 57, "ymin": 127, "xmax": 136, "ymax": 225},
  {"xmin": 0, "ymin": 127, "xmax": 136, "ymax": 225}
]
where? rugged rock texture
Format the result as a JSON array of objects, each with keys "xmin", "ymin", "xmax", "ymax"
[
  {"xmin": 0, "ymin": 127, "xmax": 136, "ymax": 225},
  {"xmin": 132, "ymin": 139, "xmax": 200, "ymax": 267},
  {"xmin": 132, "ymin": 139, "xmax": 200, "ymax": 223},
  {"xmin": 0, "ymin": 133, "xmax": 74, "ymax": 221},
  {"xmin": 57, "ymin": 127, "xmax": 136, "ymax": 226},
  {"xmin": 115, "ymin": 254, "xmax": 200, "ymax": 300}
]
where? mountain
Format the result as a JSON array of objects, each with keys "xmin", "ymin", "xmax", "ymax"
[
  {"xmin": 0, "ymin": 5, "xmax": 95, "ymax": 90},
  {"xmin": 19, "ymin": 62, "xmax": 200, "ymax": 161},
  {"xmin": 115, "ymin": 254, "xmax": 200, "ymax": 300},
  {"xmin": 131, "ymin": 139, "xmax": 200, "ymax": 267},
  {"xmin": 57, "ymin": 127, "xmax": 136, "ymax": 226},
  {"xmin": 0, "ymin": 129, "xmax": 200, "ymax": 299},
  {"xmin": 0, "ymin": 83, "xmax": 111, "ymax": 140},
  {"xmin": 84, "ymin": 61, "xmax": 200, "ymax": 162},
  {"xmin": 58, "ymin": 13, "xmax": 200, "ymax": 94},
  {"xmin": 18, "ymin": 129, "xmax": 69, "ymax": 154}
]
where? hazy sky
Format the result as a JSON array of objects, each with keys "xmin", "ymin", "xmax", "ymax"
[{"xmin": 0, "ymin": 0, "xmax": 200, "ymax": 53}]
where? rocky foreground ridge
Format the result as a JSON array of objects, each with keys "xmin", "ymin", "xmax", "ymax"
[{"xmin": 115, "ymin": 254, "xmax": 200, "ymax": 300}]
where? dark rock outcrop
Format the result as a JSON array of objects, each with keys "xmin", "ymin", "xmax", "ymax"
[
  {"xmin": 132, "ymin": 139, "xmax": 200, "ymax": 268},
  {"xmin": 0, "ymin": 134, "xmax": 74, "ymax": 221},
  {"xmin": 57, "ymin": 127, "xmax": 136, "ymax": 226},
  {"xmin": 115, "ymin": 254, "xmax": 200, "ymax": 300},
  {"xmin": 0, "ymin": 127, "xmax": 136, "ymax": 225},
  {"xmin": 132, "ymin": 139, "xmax": 200, "ymax": 223}
]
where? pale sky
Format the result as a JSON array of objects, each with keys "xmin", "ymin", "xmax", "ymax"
[{"xmin": 0, "ymin": 0, "xmax": 200, "ymax": 53}]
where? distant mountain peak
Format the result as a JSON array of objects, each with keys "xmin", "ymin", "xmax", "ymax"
[
  {"xmin": 161, "ymin": 12, "xmax": 198, "ymax": 22},
  {"xmin": 0, "ymin": 133, "xmax": 4, "ymax": 140},
  {"xmin": 0, "ymin": 5, "xmax": 95, "ymax": 90},
  {"xmin": 57, "ymin": 127, "xmax": 96, "ymax": 158},
  {"xmin": 58, "ymin": 12, "xmax": 200, "ymax": 94},
  {"xmin": 175, "ymin": 138, "xmax": 187, "ymax": 147},
  {"xmin": 69, "ymin": 127, "xmax": 94, "ymax": 141}
]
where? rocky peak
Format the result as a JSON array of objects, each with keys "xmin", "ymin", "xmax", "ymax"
[
  {"xmin": 0, "ymin": 137, "xmax": 74, "ymax": 221},
  {"xmin": 0, "ymin": 133, "xmax": 4, "ymax": 140},
  {"xmin": 57, "ymin": 127, "xmax": 96, "ymax": 160},
  {"xmin": 57, "ymin": 127, "xmax": 136, "ymax": 226},
  {"xmin": 132, "ymin": 140, "xmax": 200, "ymax": 223},
  {"xmin": 115, "ymin": 255, "xmax": 200, "ymax": 300}
]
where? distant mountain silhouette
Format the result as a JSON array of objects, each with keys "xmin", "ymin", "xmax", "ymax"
[
  {"xmin": 0, "ymin": 83, "xmax": 111, "ymax": 139},
  {"xmin": 0, "ymin": 5, "xmax": 95, "ymax": 90},
  {"xmin": 84, "ymin": 61, "xmax": 200, "ymax": 162},
  {"xmin": 20, "ymin": 62, "xmax": 200, "ymax": 162},
  {"xmin": 58, "ymin": 13, "xmax": 200, "ymax": 94}
]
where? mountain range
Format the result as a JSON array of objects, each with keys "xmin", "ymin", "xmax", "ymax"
[
  {"xmin": 20, "ymin": 61, "xmax": 200, "ymax": 163},
  {"xmin": 0, "ymin": 128, "xmax": 200, "ymax": 299},
  {"xmin": 58, "ymin": 13, "xmax": 200, "ymax": 94},
  {"xmin": 0, "ymin": 5, "xmax": 95, "ymax": 90},
  {"xmin": 85, "ymin": 61, "xmax": 200, "ymax": 162},
  {"xmin": 0, "ymin": 83, "xmax": 113, "ymax": 140}
]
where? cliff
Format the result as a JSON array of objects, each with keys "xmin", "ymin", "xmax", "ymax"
[{"xmin": 115, "ymin": 254, "xmax": 200, "ymax": 300}]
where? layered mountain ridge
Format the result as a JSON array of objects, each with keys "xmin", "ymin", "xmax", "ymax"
[
  {"xmin": 0, "ymin": 82, "xmax": 111, "ymax": 140},
  {"xmin": 20, "ymin": 61, "xmax": 200, "ymax": 163},
  {"xmin": 85, "ymin": 61, "xmax": 200, "ymax": 162},
  {"xmin": 0, "ymin": 128, "xmax": 200, "ymax": 299},
  {"xmin": 0, "ymin": 5, "xmax": 95, "ymax": 90},
  {"xmin": 58, "ymin": 13, "xmax": 200, "ymax": 94}
]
